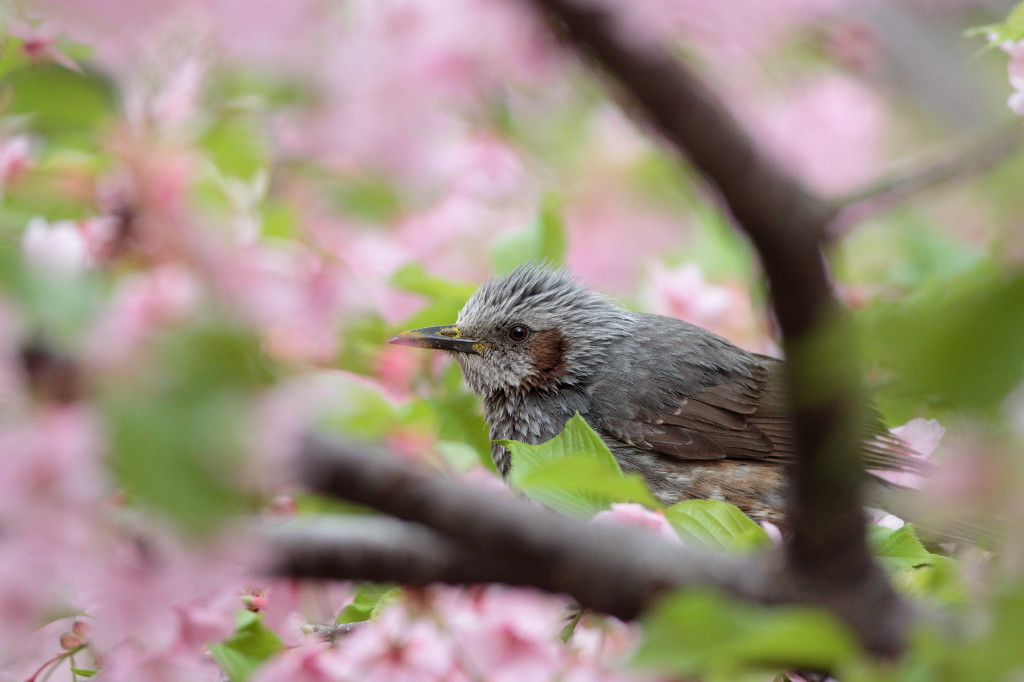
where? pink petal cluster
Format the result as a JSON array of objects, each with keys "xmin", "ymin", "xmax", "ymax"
[
  {"xmin": 593, "ymin": 503, "xmax": 682, "ymax": 544},
  {"xmin": 873, "ymin": 417, "xmax": 945, "ymax": 489},
  {"xmin": 0, "ymin": 404, "xmax": 248, "ymax": 680},
  {"xmin": 254, "ymin": 586, "xmax": 656, "ymax": 682},
  {"xmin": 640, "ymin": 262, "xmax": 771, "ymax": 352},
  {"xmin": 1002, "ymin": 40, "xmax": 1024, "ymax": 115},
  {"xmin": 0, "ymin": 134, "xmax": 34, "ymax": 190},
  {"xmin": 7, "ymin": 19, "xmax": 82, "ymax": 71},
  {"xmin": 752, "ymin": 74, "xmax": 888, "ymax": 193},
  {"xmin": 21, "ymin": 217, "xmax": 92, "ymax": 275},
  {"xmin": 571, "ymin": 0, "xmax": 842, "ymax": 57}
]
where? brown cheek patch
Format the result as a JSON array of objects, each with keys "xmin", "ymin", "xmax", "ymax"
[{"xmin": 523, "ymin": 328, "xmax": 568, "ymax": 389}]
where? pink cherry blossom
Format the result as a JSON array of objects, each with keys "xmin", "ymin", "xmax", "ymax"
[
  {"xmin": 252, "ymin": 642, "xmax": 348, "ymax": 682},
  {"xmin": 77, "ymin": 530, "xmax": 253, "ymax": 667},
  {"xmin": 84, "ymin": 264, "xmax": 201, "ymax": 369},
  {"xmin": 20, "ymin": 0, "xmax": 183, "ymax": 68},
  {"xmin": 760, "ymin": 520, "xmax": 785, "ymax": 547},
  {"xmin": 640, "ymin": 262, "xmax": 770, "ymax": 351},
  {"xmin": 123, "ymin": 56, "xmax": 206, "ymax": 135},
  {"xmin": 0, "ymin": 406, "xmax": 106, "ymax": 664},
  {"xmin": 0, "ymin": 551, "xmax": 58, "ymax": 664},
  {"xmin": 97, "ymin": 646, "xmax": 225, "ymax": 682},
  {"xmin": 277, "ymin": 0, "xmax": 554, "ymax": 181},
  {"xmin": 641, "ymin": 262, "xmax": 733, "ymax": 327},
  {"xmin": 872, "ymin": 418, "xmax": 945, "ymax": 489},
  {"xmin": 592, "ymin": 503, "xmax": 681, "ymax": 544},
  {"xmin": 571, "ymin": 0, "xmax": 842, "ymax": 57},
  {"xmin": 872, "ymin": 513, "xmax": 906, "ymax": 530},
  {"xmin": 208, "ymin": 245, "xmax": 346, "ymax": 363},
  {"xmin": 892, "ymin": 418, "xmax": 946, "ymax": 459},
  {"xmin": 256, "ymin": 580, "xmax": 315, "ymax": 647},
  {"xmin": 22, "ymin": 217, "xmax": 91, "ymax": 274},
  {"xmin": 1002, "ymin": 40, "xmax": 1024, "ymax": 115},
  {"xmin": 0, "ymin": 134, "xmax": 34, "ymax": 189},
  {"xmin": 333, "ymin": 606, "xmax": 456, "ymax": 682},
  {"xmin": 7, "ymin": 19, "xmax": 82, "ymax": 72},
  {"xmin": 392, "ymin": 190, "xmax": 530, "ymax": 281},
  {"xmin": 564, "ymin": 191, "xmax": 680, "ymax": 294},
  {"xmin": 752, "ymin": 74, "xmax": 888, "ymax": 193},
  {"xmin": 444, "ymin": 586, "xmax": 568, "ymax": 682}
]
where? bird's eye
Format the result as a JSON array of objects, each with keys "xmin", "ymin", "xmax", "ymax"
[{"xmin": 508, "ymin": 325, "xmax": 530, "ymax": 342}]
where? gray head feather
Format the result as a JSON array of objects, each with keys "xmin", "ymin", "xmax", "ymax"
[{"xmin": 453, "ymin": 264, "xmax": 634, "ymax": 396}]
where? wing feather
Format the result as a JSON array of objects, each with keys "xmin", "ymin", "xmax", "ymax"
[{"xmin": 591, "ymin": 325, "xmax": 930, "ymax": 476}]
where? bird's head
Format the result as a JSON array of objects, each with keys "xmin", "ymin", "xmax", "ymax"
[{"xmin": 388, "ymin": 265, "xmax": 633, "ymax": 396}]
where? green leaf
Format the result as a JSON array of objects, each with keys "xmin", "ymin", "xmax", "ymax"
[
  {"xmin": 537, "ymin": 196, "xmax": 568, "ymax": 265},
  {"xmin": 166, "ymin": 321, "xmax": 278, "ymax": 393},
  {"xmin": 334, "ymin": 313, "xmax": 389, "ymax": 376},
  {"xmin": 201, "ymin": 113, "xmax": 269, "ymax": 181},
  {"xmin": 967, "ymin": 2, "xmax": 1024, "ymax": 43},
  {"xmin": 389, "ymin": 263, "xmax": 477, "ymax": 334},
  {"xmin": 434, "ymin": 364, "xmax": 492, "ymax": 469},
  {"xmin": 209, "ymin": 610, "xmax": 285, "ymax": 682},
  {"xmin": 70, "ymin": 669, "xmax": 98, "ymax": 678},
  {"xmin": 106, "ymin": 390, "xmax": 254, "ymax": 534},
  {"xmin": 490, "ymin": 196, "xmax": 567, "ymax": 273},
  {"xmin": 3, "ymin": 261, "xmax": 105, "ymax": 349},
  {"xmin": 501, "ymin": 413, "xmax": 659, "ymax": 517},
  {"xmin": 103, "ymin": 319, "xmax": 275, "ymax": 534},
  {"xmin": 1, "ymin": 63, "xmax": 116, "ymax": 148},
  {"xmin": 867, "ymin": 524, "xmax": 962, "ymax": 601},
  {"xmin": 316, "ymin": 372, "xmax": 436, "ymax": 442},
  {"xmin": 337, "ymin": 583, "xmax": 400, "ymax": 624},
  {"xmin": 634, "ymin": 590, "xmax": 858, "ymax": 678},
  {"xmin": 391, "ymin": 262, "xmax": 477, "ymax": 301},
  {"xmin": 329, "ymin": 175, "xmax": 402, "ymax": 222},
  {"xmin": 261, "ymin": 201, "xmax": 298, "ymax": 241},
  {"xmin": 869, "ymin": 264, "xmax": 1024, "ymax": 413},
  {"xmin": 868, "ymin": 524, "xmax": 940, "ymax": 573},
  {"xmin": 664, "ymin": 500, "xmax": 770, "ymax": 553}
]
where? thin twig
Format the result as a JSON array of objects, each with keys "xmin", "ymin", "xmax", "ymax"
[{"xmin": 832, "ymin": 121, "xmax": 1024, "ymax": 236}]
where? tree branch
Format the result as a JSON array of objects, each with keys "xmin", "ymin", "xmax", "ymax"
[
  {"xmin": 270, "ymin": 436, "xmax": 921, "ymax": 654},
  {"xmin": 265, "ymin": 514, "xmax": 780, "ymax": 612},
  {"xmin": 282, "ymin": 435, "xmax": 778, "ymax": 620},
  {"xmin": 832, "ymin": 122, "xmax": 1024, "ymax": 236},
  {"xmin": 524, "ymin": 0, "xmax": 910, "ymax": 655}
]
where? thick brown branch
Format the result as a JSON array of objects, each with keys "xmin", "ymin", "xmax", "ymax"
[
  {"xmin": 266, "ymin": 515, "xmax": 777, "ymax": 610},
  {"xmin": 291, "ymin": 435, "xmax": 776, "ymax": 621},
  {"xmin": 272, "ymin": 436, "xmax": 922, "ymax": 656},
  {"xmin": 833, "ymin": 122, "xmax": 1024, "ymax": 236},
  {"xmin": 266, "ymin": 517, "xmax": 522, "ymax": 586},
  {"xmin": 524, "ymin": 0, "xmax": 910, "ymax": 655}
]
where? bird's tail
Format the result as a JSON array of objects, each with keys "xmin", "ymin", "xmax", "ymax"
[{"xmin": 864, "ymin": 475, "xmax": 1002, "ymax": 549}]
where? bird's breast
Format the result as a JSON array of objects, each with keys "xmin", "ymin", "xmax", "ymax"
[{"xmin": 484, "ymin": 388, "xmax": 590, "ymax": 477}]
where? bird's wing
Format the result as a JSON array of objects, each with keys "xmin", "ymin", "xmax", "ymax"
[
  {"xmin": 593, "ymin": 341, "xmax": 927, "ymax": 474},
  {"xmin": 595, "ymin": 359, "xmax": 790, "ymax": 462}
]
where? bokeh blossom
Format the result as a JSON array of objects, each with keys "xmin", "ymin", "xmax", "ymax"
[{"xmin": 0, "ymin": 0, "xmax": 1019, "ymax": 679}]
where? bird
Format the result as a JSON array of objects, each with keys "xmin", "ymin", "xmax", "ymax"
[{"xmin": 387, "ymin": 263, "xmax": 927, "ymax": 528}]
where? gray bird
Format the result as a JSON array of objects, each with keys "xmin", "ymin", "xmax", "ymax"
[{"xmin": 388, "ymin": 264, "xmax": 925, "ymax": 527}]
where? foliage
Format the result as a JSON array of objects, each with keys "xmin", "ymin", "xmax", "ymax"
[
  {"xmin": 209, "ymin": 611, "xmax": 286, "ymax": 682},
  {"xmin": 500, "ymin": 413, "xmax": 659, "ymax": 517},
  {"xmin": 0, "ymin": 0, "xmax": 1023, "ymax": 681}
]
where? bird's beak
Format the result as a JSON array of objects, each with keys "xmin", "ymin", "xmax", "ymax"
[{"xmin": 387, "ymin": 325, "xmax": 486, "ymax": 355}]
